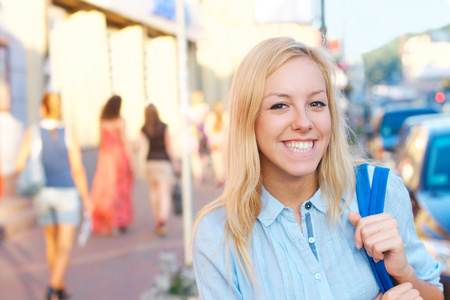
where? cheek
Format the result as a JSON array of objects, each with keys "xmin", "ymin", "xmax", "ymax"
[
  {"xmin": 323, "ymin": 119, "xmax": 332, "ymax": 147},
  {"xmin": 254, "ymin": 116, "xmax": 266, "ymax": 141}
]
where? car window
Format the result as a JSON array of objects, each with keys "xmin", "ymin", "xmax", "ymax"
[
  {"xmin": 397, "ymin": 126, "xmax": 428, "ymax": 190},
  {"xmin": 380, "ymin": 113, "xmax": 406, "ymax": 137},
  {"xmin": 424, "ymin": 134, "xmax": 450, "ymax": 190},
  {"xmin": 380, "ymin": 110, "xmax": 437, "ymax": 138}
]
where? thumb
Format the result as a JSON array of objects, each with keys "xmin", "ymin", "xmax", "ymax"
[
  {"xmin": 348, "ymin": 211, "xmax": 361, "ymax": 227},
  {"xmin": 348, "ymin": 211, "xmax": 363, "ymax": 249}
]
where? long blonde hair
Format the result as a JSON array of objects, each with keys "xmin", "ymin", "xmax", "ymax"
[{"xmin": 193, "ymin": 37, "xmax": 363, "ymax": 285}]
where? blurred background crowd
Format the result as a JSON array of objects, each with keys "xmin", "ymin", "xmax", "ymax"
[{"xmin": 1, "ymin": 0, "xmax": 450, "ymax": 299}]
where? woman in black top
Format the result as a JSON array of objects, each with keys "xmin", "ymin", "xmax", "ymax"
[{"xmin": 136, "ymin": 104, "xmax": 180, "ymax": 236}]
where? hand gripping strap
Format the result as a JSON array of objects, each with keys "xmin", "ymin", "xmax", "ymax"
[{"xmin": 355, "ymin": 164, "xmax": 394, "ymax": 293}]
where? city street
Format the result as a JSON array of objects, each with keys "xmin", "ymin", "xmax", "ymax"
[{"xmin": 0, "ymin": 149, "xmax": 222, "ymax": 300}]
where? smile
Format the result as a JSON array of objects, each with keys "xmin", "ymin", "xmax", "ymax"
[{"xmin": 283, "ymin": 141, "xmax": 314, "ymax": 153}]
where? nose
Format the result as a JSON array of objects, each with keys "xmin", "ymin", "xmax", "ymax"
[{"xmin": 291, "ymin": 107, "xmax": 313, "ymax": 132}]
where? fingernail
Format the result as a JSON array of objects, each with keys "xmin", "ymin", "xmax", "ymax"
[{"xmin": 356, "ymin": 241, "xmax": 362, "ymax": 249}]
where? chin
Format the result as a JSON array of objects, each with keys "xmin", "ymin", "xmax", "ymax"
[{"xmin": 287, "ymin": 167, "xmax": 318, "ymax": 179}]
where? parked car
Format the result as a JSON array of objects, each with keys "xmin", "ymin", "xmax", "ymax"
[
  {"xmin": 395, "ymin": 113, "xmax": 450, "ymax": 160},
  {"xmin": 394, "ymin": 118, "xmax": 450, "ymax": 288},
  {"xmin": 395, "ymin": 117, "xmax": 450, "ymax": 233},
  {"xmin": 367, "ymin": 105, "xmax": 439, "ymax": 160}
]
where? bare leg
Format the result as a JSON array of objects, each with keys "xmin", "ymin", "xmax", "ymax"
[
  {"xmin": 49, "ymin": 224, "xmax": 76, "ymax": 290},
  {"xmin": 190, "ymin": 151, "xmax": 203, "ymax": 184},
  {"xmin": 149, "ymin": 180, "xmax": 160, "ymax": 222},
  {"xmin": 43, "ymin": 225, "xmax": 57, "ymax": 278},
  {"xmin": 158, "ymin": 180, "xmax": 172, "ymax": 223}
]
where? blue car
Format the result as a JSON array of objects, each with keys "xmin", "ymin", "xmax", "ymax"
[
  {"xmin": 395, "ymin": 117, "xmax": 450, "ymax": 284},
  {"xmin": 368, "ymin": 106, "xmax": 439, "ymax": 160}
]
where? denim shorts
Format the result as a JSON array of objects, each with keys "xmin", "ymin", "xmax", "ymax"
[{"xmin": 33, "ymin": 187, "xmax": 81, "ymax": 226}]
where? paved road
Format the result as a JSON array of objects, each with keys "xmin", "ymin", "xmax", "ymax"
[{"xmin": 0, "ymin": 148, "xmax": 222, "ymax": 300}]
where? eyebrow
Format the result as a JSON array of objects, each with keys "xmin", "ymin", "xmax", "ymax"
[
  {"xmin": 308, "ymin": 89, "xmax": 326, "ymax": 97},
  {"xmin": 262, "ymin": 89, "xmax": 326, "ymax": 100}
]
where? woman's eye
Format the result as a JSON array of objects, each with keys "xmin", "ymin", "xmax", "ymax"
[
  {"xmin": 309, "ymin": 101, "xmax": 326, "ymax": 108},
  {"xmin": 270, "ymin": 103, "xmax": 287, "ymax": 110}
]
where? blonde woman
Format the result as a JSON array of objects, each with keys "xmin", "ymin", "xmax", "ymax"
[
  {"xmin": 16, "ymin": 93, "xmax": 91, "ymax": 300},
  {"xmin": 192, "ymin": 38, "xmax": 443, "ymax": 300}
]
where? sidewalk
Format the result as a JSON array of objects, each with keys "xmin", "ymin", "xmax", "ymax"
[{"xmin": 0, "ymin": 149, "xmax": 222, "ymax": 300}]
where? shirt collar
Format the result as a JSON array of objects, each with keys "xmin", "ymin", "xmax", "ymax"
[
  {"xmin": 257, "ymin": 186, "xmax": 286, "ymax": 227},
  {"xmin": 257, "ymin": 186, "xmax": 329, "ymax": 227},
  {"xmin": 311, "ymin": 189, "xmax": 329, "ymax": 214}
]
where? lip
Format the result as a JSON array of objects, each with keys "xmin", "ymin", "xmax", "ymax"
[{"xmin": 282, "ymin": 139, "xmax": 316, "ymax": 143}]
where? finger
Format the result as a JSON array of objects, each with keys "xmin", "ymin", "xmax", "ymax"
[
  {"xmin": 364, "ymin": 230, "xmax": 402, "ymax": 262},
  {"xmin": 383, "ymin": 282, "xmax": 413, "ymax": 298},
  {"xmin": 348, "ymin": 211, "xmax": 363, "ymax": 249},
  {"xmin": 373, "ymin": 236, "xmax": 404, "ymax": 263},
  {"xmin": 348, "ymin": 211, "xmax": 361, "ymax": 227},
  {"xmin": 357, "ymin": 213, "xmax": 393, "ymax": 228},
  {"xmin": 359, "ymin": 218, "xmax": 399, "ymax": 258},
  {"xmin": 402, "ymin": 288, "xmax": 420, "ymax": 299},
  {"xmin": 353, "ymin": 213, "xmax": 395, "ymax": 251},
  {"xmin": 373, "ymin": 291, "xmax": 383, "ymax": 300},
  {"xmin": 360, "ymin": 218, "xmax": 398, "ymax": 242}
]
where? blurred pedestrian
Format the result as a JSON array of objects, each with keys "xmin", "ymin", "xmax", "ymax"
[
  {"xmin": 15, "ymin": 93, "xmax": 91, "ymax": 300},
  {"xmin": 192, "ymin": 37, "xmax": 443, "ymax": 299},
  {"xmin": 188, "ymin": 91, "xmax": 209, "ymax": 185},
  {"xmin": 0, "ymin": 88, "xmax": 24, "ymax": 196},
  {"xmin": 90, "ymin": 95, "xmax": 134, "ymax": 236},
  {"xmin": 204, "ymin": 99, "xmax": 228, "ymax": 187},
  {"xmin": 135, "ymin": 103, "xmax": 180, "ymax": 236}
]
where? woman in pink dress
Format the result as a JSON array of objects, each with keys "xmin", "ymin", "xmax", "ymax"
[{"xmin": 90, "ymin": 95, "xmax": 133, "ymax": 235}]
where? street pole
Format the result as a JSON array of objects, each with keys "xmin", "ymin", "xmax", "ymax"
[
  {"xmin": 176, "ymin": 0, "xmax": 194, "ymax": 266},
  {"xmin": 320, "ymin": 0, "xmax": 327, "ymax": 47}
]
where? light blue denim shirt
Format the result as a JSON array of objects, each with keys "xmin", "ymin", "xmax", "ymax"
[{"xmin": 193, "ymin": 166, "xmax": 443, "ymax": 299}]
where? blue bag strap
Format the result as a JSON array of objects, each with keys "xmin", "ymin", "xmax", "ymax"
[
  {"xmin": 355, "ymin": 163, "xmax": 370, "ymax": 218},
  {"xmin": 355, "ymin": 164, "xmax": 394, "ymax": 294},
  {"xmin": 369, "ymin": 166, "xmax": 390, "ymax": 215}
]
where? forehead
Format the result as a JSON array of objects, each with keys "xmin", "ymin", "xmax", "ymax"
[
  {"xmin": 264, "ymin": 57, "xmax": 326, "ymax": 94},
  {"xmin": 263, "ymin": 57, "xmax": 327, "ymax": 101}
]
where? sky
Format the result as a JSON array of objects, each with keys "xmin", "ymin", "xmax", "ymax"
[{"xmin": 325, "ymin": 0, "xmax": 450, "ymax": 62}]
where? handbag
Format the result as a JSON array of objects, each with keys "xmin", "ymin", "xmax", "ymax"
[
  {"xmin": 172, "ymin": 176, "xmax": 182, "ymax": 215},
  {"xmin": 355, "ymin": 163, "xmax": 394, "ymax": 294},
  {"xmin": 16, "ymin": 125, "xmax": 46, "ymax": 196},
  {"xmin": 78, "ymin": 211, "xmax": 92, "ymax": 247}
]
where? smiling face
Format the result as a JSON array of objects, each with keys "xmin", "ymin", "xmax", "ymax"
[{"xmin": 255, "ymin": 56, "xmax": 331, "ymax": 183}]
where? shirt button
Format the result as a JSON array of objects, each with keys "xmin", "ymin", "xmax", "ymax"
[
  {"xmin": 308, "ymin": 237, "xmax": 315, "ymax": 244},
  {"xmin": 315, "ymin": 273, "xmax": 321, "ymax": 280},
  {"xmin": 299, "ymin": 240, "xmax": 305, "ymax": 247},
  {"xmin": 305, "ymin": 202, "xmax": 312, "ymax": 210}
]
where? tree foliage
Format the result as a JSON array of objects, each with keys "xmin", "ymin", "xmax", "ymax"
[
  {"xmin": 362, "ymin": 38, "xmax": 403, "ymax": 85},
  {"xmin": 363, "ymin": 22, "xmax": 450, "ymax": 86}
]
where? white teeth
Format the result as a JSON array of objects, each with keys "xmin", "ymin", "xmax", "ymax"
[{"xmin": 284, "ymin": 141, "xmax": 313, "ymax": 152}]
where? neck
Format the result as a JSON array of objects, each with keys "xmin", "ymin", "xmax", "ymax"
[{"xmin": 262, "ymin": 172, "xmax": 319, "ymax": 212}]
